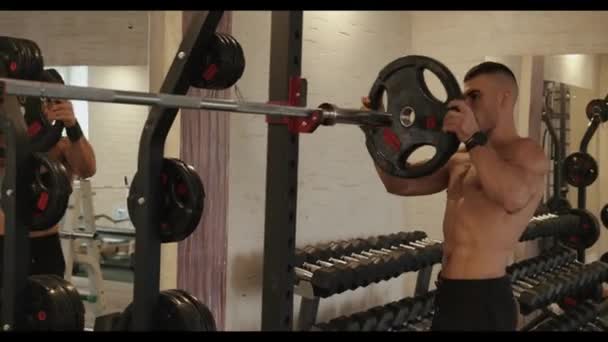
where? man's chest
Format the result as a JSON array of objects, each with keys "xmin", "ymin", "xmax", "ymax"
[{"xmin": 447, "ymin": 161, "xmax": 481, "ymax": 198}]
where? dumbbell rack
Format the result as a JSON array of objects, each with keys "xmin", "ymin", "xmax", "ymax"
[
  {"xmin": 507, "ymin": 245, "xmax": 608, "ymax": 331},
  {"xmin": 292, "ymin": 231, "xmax": 441, "ymax": 331}
]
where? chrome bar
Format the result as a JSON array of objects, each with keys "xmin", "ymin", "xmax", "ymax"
[{"xmin": 0, "ymin": 77, "xmax": 392, "ymax": 126}]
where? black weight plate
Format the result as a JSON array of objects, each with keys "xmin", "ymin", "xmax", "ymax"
[
  {"xmin": 560, "ymin": 208, "xmax": 600, "ymax": 250},
  {"xmin": 563, "ymin": 152, "xmax": 598, "ymax": 188},
  {"xmin": 172, "ymin": 289, "xmax": 217, "ymax": 331},
  {"xmin": 601, "ymin": 203, "xmax": 608, "ymax": 229},
  {"xmin": 52, "ymin": 275, "xmax": 86, "ymax": 330},
  {"xmin": 26, "ymin": 275, "xmax": 74, "ymax": 330},
  {"xmin": 21, "ymin": 38, "xmax": 42, "ymax": 80},
  {"xmin": 586, "ymin": 99, "xmax": 608, "ymax": 123},
  {"xmin": 165, "ymin": 289, "xmax": 211, "ymax": 331},
  {"xmin": 128, "ymin": 158, "xmax": 205, "ymax": 243},
  {"xmin": 366, "ymin": 55, "xmax": 462, "ymax": 178},
  {"xmin": 0, "ymin": 36, "xmax": 21, "ymax": 78},
  {"xmin": 28, "ymin": 153, "xmax": 72, "ymax": 231},
  {"xmin": 222, "ymin": 34, "xmax": 245, "ymax": 89},
  {"xmin": 115, "ymin": 290, "xmax": 205, "ymax": 331},
  {"xmin": 43, "ymin": 274, "xmax": 85, "ymax": 330}
]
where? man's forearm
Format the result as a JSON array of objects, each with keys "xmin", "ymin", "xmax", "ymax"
[
  {"xmin": 468, "ymin": 146, "xmax": 531, "ymax": 212},
  {"xmin": 65, "ymin": 138, "xmax": 96, "ymax": 178}
]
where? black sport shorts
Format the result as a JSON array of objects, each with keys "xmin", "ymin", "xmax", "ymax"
[
  {"xmin": 431, "ymin": 274, "xmax": 519, "ymax": 331},
  {"xmin": 0, "ymin": 233, "xmax": 66, "ymax": 280}
]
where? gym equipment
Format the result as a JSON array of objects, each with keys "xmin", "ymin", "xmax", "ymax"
[
  {"xmin": 27, "ymin": 153, "xmax": 72, "ymax": 231},
  {"xmin": 520, "ymin": 209, "xmax": 600, "ymax": 250},
  {"xmin": 295, "ymin": 231, "xmax": 427, "ymax": 268},
  {"xmin": 563, "ymin": 152, "xmax": 598, "ymax": 188},
  {"xmin": 23, "ymin": 274, "xmax": 85, "ymax": 331},
  {"xmin": 128, "ymin": 158, "xmax": 205, "ymax": 243},
  {"xmin": 364, "ymin": 55, "xmax": 462, "ymax": 179},
  {"xmin": 23, "ymin": 68, "xmax": 66, "ymax": 153},
  {"xmin": 601, "ymin": 204, "xmax": 608, "ymax": 229},
  {"xmin": 0, "ymin": 36, "xmax": 43, "ymax": 80},
  {"xmin": 113, "ymin": 289, "xmax": 216, "ymax": 331},
  {"xmin": 515, "ymin": 261, "xmax": 608, "ymax": 315},
  {"xmin": 192, "ymin": 32, "xmax": 245, "ymax": 90},
  {"xmin": 559, "ymin": 208, "xmax": 601, "ymax": 250},
  {"xmin": 585, "ymin": 98, "xmax": 608, "ymax": 123},
  {"xmin": 311, "ymin": 290, "xmax": 436, "ymax": 331},
  {"xmin": 533, "ymin": 298, "xmax": 608, "ymax": 331},
  {"xmin": 294, "ymin": 237, "xmax": 442, "ymax": 297}
]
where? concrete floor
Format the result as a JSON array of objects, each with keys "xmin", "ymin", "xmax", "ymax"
[{"xmin": 71, "ymin": 269, "xmax": 134, "ymax": 330}]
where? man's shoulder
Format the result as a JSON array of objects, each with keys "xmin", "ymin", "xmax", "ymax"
[{"xmin": 510, "ymin": 137, "xmax": 549, "ymax": 173}]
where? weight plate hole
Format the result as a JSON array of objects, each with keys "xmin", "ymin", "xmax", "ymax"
[
  {"xmin": 406, "ymin": 145, "xmax": 437, "ymax": 166},
  {"xmin": 423, "ymin": 69, "xmax": 448, "ymax": 103}
]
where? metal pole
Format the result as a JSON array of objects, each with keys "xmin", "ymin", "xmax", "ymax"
[{"xmin": 0, "ymin": 78, "xmax": 390, "ymax": 127}]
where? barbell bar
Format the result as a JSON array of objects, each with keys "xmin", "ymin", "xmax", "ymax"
[{"xmin": 0, "ymin": 77, "xmax": 393, "ymax": 128}]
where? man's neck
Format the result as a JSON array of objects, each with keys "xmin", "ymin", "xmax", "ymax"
[{"xmin": 487, "ymin": 124, "xmax": 519, "ymax": 149}]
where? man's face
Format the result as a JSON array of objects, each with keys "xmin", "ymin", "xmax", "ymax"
[{"xmin": 463, "ymin": 74, "xmax": 501, "ymax": 134}]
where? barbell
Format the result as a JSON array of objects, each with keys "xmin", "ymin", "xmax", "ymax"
[{"xmin": 0, "ymin": 55, "xmax": 463, "ymax": 179}]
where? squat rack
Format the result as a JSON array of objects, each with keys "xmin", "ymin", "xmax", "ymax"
[{"xmin": 0, "ymin": 11, "xmax": 426, "ymax": 331}]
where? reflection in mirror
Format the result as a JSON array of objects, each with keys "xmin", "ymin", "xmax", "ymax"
[{"xmin": 55, "ymin": 65, "xmax": 148, "ymax": 329}]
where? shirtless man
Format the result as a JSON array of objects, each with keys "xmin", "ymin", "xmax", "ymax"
[
  {"xmin": 0, "ymin": 95, "xmax": 96, "ymax": 280},
  {"xmin": 362, "ymin": 62, "xmax": 549, "ymax": 330}
]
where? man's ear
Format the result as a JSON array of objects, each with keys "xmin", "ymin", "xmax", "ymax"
[{"xmin": 499, "ymin": 90, "xmax": 513, "ymax": 109}]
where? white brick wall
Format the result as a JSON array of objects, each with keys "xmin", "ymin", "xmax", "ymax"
[
  {"xmin": 85, "ymin": 66, "xmax": 149, "ymax": 228},
  {"xmin": 0, "ymin": 11, "xmax": 148, "ymax": 66}
]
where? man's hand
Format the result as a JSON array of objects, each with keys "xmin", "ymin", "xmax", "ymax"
[
  {"xmin": 442, "ymin": 99, "xmax": 480, "ymax": 142},
  {"xmin": 43, "ymin": 100, "xmax": 77, "ymax": 128}
]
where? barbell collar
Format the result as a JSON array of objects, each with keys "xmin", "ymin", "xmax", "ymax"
[{"xmin": 0, "ymin": 78, "xmax": 391, "ymax": 128}]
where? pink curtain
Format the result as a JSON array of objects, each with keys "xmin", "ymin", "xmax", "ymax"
[{"xmin": 177, "ymin": 11, "xmax": 231, "ymax": 330}]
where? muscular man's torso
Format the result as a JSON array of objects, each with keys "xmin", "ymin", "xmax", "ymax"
[
  {"xmin": 441, "ymin": 148, "xmax": 542, "ymax": 279},
  {"xmin": 0, "ymin": 139, "xmax": 72, "ymax": 238}
]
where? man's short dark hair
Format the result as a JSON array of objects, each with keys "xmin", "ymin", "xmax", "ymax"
[{"xmin": 464, "ymin": 61, "xmax": 517, "ymax": 86}]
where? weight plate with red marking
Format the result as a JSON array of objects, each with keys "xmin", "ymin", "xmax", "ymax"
[
  {"xmin": 191, "ymin": 32, "xmax": 245, "ymax": 90},
  {"xmin": 28, "ymin": 153, "xmax": 72, "ymax": 231},
  {"xmin": 23, "ymin": 68, "xmax": 66, "ymax": 153},
  {"xmin": 114, "ymin": 289, "xmax": 216, "ymax": 331},
  {"xmin": 25, "ymin": 275, "xmax": 84, "ymax": 331},
  {"xmin": 0, "ymin": 36, "xmax": 44, "ymax": 80},
  {"xmin": 128, "ymin": 158, "xmax": 205, "ymax": 243},
  {"xmin": 365, "ymin": 55, "xmax": 462, "ymax": 178},
  {"xmin": 563, "ymin": 152, "xmax": 598, "ymax": 188},
  {"xmin": 585, "ymin": 99, "xmax": 608, "ymax": 123},
  {"xmin": 560, "ymin": 208, "xmax": 600, "ymax": 250}
]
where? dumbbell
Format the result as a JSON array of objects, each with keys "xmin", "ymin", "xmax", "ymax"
[
  {"xmin": 365, "ymin": 306, "xmax": 395, "ymax": 331},
  {"xmin": 323, "ymin": 316, "xmax": 361, "ymax": 331},
  {"xmin": 348, "ymin": 311, "xmax": 378, "ymax": 331},
  {"xmin": 385, "ymin": 299, "xmax": 412, "ymax": 329},
  {"xmin": 516, "ymin": 264, "xmax": 603, "ymax": 311},
  {"xmin": 390, "ymin": 239, "xmax": 442, "ymax": 271},
  {"xmin": 582, "ymin": 321, "xmax": 604, "ymax": 331},
  {"xmin": 511, "ymin": 248, "xmax": 577, "ymax": 281}
]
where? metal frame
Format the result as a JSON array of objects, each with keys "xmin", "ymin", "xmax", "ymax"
[
  {"xmin": 261, "ymin": 11, "xmax": 304, "ymax": 331},
  {"xmin": 129, "ymin": 11, "xmax": 224, "ymax": 331},
  {"xmin": 0, "ymin": 93, "xmax": 36, "ymax": 331}
]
